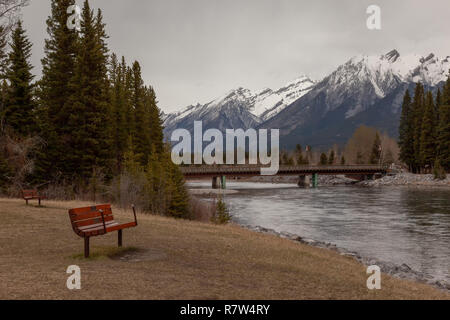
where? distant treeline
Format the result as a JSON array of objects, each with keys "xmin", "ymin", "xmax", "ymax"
[
  {"xmin": 398, "ymin": 77, "xmax": 450, "ymax": 175},
  {"xmin": 0, "ymin": 0, "xmax": 191, "ymax": 219},
  {"xmin": 280, "ymin": 125, "xmax": 398, "ymax": 167}
]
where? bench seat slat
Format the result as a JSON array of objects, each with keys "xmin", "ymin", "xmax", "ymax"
[
  {"xmin": 78, "ymin": 220, "xmax": 119, "ymax": 232},
  {"xmin": 106, "ymin": 221, "xmax": 137, "ymax": 233}
]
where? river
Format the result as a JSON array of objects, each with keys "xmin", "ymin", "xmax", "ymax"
[{"xmin": 188, "ymin": 181, "xmax": 450, "ymax": 286}]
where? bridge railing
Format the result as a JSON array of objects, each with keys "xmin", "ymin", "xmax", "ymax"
[{"xmin": 180, "ymin": 164, "xmax": 388, "ymax": 175}]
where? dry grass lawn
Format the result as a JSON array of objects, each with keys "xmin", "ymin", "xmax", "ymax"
[{"xmin": 0, "ymin": 198, "xmax": 448, "ymax": 300}]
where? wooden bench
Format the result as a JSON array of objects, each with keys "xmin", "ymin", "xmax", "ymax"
[
  {"xmin": 68, "ymin": 204, "xmax": 138, "ymax": 258},
  {"xmin": 22, "ymin": 189, "xmax": 47, "ymax": 206}
]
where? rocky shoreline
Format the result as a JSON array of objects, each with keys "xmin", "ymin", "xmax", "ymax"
[
  {"xmin": 242, "ymin": 224, "xmax": 450, "ymax": 292},
  {"xmin": 358, "ymin": 173, "xmax": 450, "ymax": 187}
]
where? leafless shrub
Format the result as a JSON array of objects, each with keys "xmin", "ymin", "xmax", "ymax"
[
  {"xmin": 107, "ymin": 170, "xmax": 149, "ymax": 212},
  {"xmin": 0, "ymin": 132, "xmax": 44, "ymax": 196},
  {"xmin": 189, "ymin": 196, "xmax": 216, "ymax": 222}
]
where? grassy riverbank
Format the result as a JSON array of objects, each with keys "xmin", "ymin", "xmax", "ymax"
[{"xmin": 0, "ymin": 198, "xmax": 448, "ymax": 300}]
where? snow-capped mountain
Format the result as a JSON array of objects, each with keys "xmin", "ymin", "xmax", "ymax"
[
  {"xmin": 261, "ymin": 50, "xmax": 450, "ymax": 149},
  {"xmin": 163, "ymin": 76, "xmax": 315, "ymax": 137},
  {"xmin": 163, "ymin": 49, "xmax": 449, "ymax": 149}
]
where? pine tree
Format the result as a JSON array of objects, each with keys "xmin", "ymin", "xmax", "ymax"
[
  {"xmin": 411, "ymin": 83, "xmax": 425, "ymax": 172},
  {"xmin": 340, "ymin": 155, "xmax": 346, "ymax": 165},
  {"xmin": 437, "ymin": 105, "xmax": 450, "ymax": 170},
  {"xmin": 437, "ymin": 77, "xmax": 450, "ymax": 171},
  {"xmin": 109, "ymin": 53, "xmax": 128, "ymax": 173},
  {"xmin": 35, "ymin": 0, "xmax": 79, "ymax": 182},
  {"xmin": 145, "ymin": 86, "xmax": 164, "ymax": 154},
  {"xmin": 419, "ymin": 91, "xmax": 437, "ymax": 170},
  {"xmin": 131, "ymin": 61, "xmax": 151, "ymax": 166},
  {"xmin": 328, "ymin": 150, "xmax": 335, "ymax": 165},
  {"xmin": 369, "ymin": 132, "xmax": 381, "ymax": 165},
  {"xmin": 66, "ymin": 1, "xmax": 111, "ymax": 180},
  {"xmin": 398, "ymin": 90, "xmax": 415, "ymax": 171},
  {"xmin": 4, "ymin": 21, "xmax": 35, "ymax": 136},
  {"xmin": 165, "ymin": 152, "xmax": 190, "ymax": 219},
  {"xmin": 0, "ymin": 25, "xmax": 9, "ymax": 78},
  {"xmin": 319, "ymin": 153, "xmax": 327, "ymax": 165}
]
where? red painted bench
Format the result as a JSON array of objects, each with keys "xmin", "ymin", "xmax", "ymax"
[
  {"xmin": 68, "ymin": 204, "xmax": 138, "ymax": 258},
  {"xmin": 22, "ymin": 189, "xmax": 47, "ymax": 206}
]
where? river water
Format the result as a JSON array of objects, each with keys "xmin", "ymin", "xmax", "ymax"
[{"xmin": 188, "ymin": 181, "xmax": 450, "ymax": 285}]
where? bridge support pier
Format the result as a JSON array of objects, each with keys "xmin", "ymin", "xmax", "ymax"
[
  {"xmin": 311, "ymin": 173, "xmax": 318, "ymax": 188},
  {"xmin": 212, "ymin": 176, "xmax": 226, "ymax": 189},
  {"xmin": 298, "ymin": 175, "xmax": 311, "ymax": 188}
]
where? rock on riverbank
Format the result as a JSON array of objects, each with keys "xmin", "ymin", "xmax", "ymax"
[{"xmin": 359, "ymin": 173, "xmax": 450, "ymax": 187}]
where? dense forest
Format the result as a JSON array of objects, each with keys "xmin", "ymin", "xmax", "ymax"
[
  {"xmin": 398, "ymin": 78, "xmax": 450, "ymax": 177},
  {"xmin": 0, "ymin": 0, "xmax": 191, "ymax": 218}
]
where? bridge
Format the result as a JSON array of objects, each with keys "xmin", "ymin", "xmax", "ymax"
[{"xmin": 180, "ymin": 165, "xmax": 388, "ymax": 188}]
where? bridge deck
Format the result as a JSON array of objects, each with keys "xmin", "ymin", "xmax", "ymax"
[{"xmin": 180, "ymin": 165, "xmax": 387, "ymax": 177}]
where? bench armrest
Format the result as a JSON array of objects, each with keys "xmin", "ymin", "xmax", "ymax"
[
  {"xmin": 131, "ymin": 205, "xmax": 138, "ymax": 226},
  {"xmin": 99, "ymin": 209, "xmax": 107, "ymax": 234}
]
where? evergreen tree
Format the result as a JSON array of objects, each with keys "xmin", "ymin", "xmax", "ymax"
[
  {"xmin": 165, "ymin": 151, "xmax": 190, "ymax": 219},
  {"xmin": 0, "ymin": 25, "xmax": 9, "ymax": 78},
  {"xmin": 340, "ymin": 155, "xmax": 346, "ymax": 165},
  {"xmin": 437, "ymin": 104, "xmax": 450, "ymax": 170},
  {"xmin": 145, "ymin": 85, "xmax": 164, "ymax": 154},
  {"xmin": 398, "ymin": 90, "xmax": 415, "ymax": 170},
  {"xmin": 319, "ymin": 153, "xmax": 327, "ymax": 165},
  {"xmin": 369, "ymin": 132, "xmax": 381, "ymax": 165},
  {"xmin": 411, "ymin": 83, "xmax": 425, "ymax": 172},
  {"xmin": 131, "ymin": 61, "xmax": 151, "ymax": 166},
  {"xmin": 3, "ymin": 20, "xmax": 35, "ymax": 136},
  {"xmin": 328, "ymin": 150, "xmax": 335, "ymax": 165},
  {"xmin": 65, "ymin": 0, "xmax": 111, "ymax": 180},
  {"xmin": 109, "ymin": 53, "xmax": 128, "ymax": 172},
  {"xmin": 437, "ymin": 78, "xmax": 450, "ymax": 170},
  {"xmin": 35, "ymin": 0, "xmax": 79, "ymax": 182},
  {"xmin": 419, "ymin": 91, "xmax": 437, "ymax": 170}
]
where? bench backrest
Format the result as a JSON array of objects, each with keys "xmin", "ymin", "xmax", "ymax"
[
  {"xmin": 22, "ymin": 189, "xmax": 38, "ymax": 198},
  {"xmin": 68, "ymin": 204, "xmax": 114, "ymax": 235}
]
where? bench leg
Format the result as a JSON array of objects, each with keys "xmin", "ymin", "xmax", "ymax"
[
  {"xmin": 84, "ymin": 237, "xmax": 90, "ymax": 258},
  {"xmin": 38, "ymin": 198, "xmax": 41, "ymax": 206},
  {"xmin": 26, "ymin": 199, "xmax": 28, "ymax": 206},
  {"xmin": 118, "ymin": 230, "xmax": 123, "ymax": 247}
]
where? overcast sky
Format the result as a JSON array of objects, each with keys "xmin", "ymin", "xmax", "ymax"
[{"xmin": 21, "ymin": 0, "xmax": 450, "ymax": 113}]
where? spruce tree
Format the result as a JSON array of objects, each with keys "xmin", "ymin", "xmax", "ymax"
[
  {"xmin": 437, "ymin": 104, "xmax": 450, "ymax": 170},
  {"xmin": 319, "ymin": 153, "xmax": 327, "ymax": 165},
  {"xmin": 35, "ymin": 0, "xmax": 79, "ymax": 182},
  {"xmin": 109, "ymin": 53, "xmax": 128, "ymax": 172},
  {"xmin": 369, "ymin": 132, "xmax": 381, "ymax": 165},
  {"xmin": 411, "ymin": 83, "xmax": 425, "ymax": 172},
  {"xmin": 419, "ymin": 91, "xmax": 437, "ymax": 170},
  {"xmin": 437, "ymin": 77, "xmax": 450, "ymax": 170},
  {"xmin": 4, "ymin": 20, "xmax": 35, "ymax": 136},
  {"xmin": 398, "ymin": 90, "xmax": 415, "ymax": 171},
  {"xmin": 131, "ymin": 61, "xmax": 151, "ymax": 166},
  {"xmin": 66, "ymin": 0, "xmax": 111, "ymax": 180},
  {"xmin": 328, "ymin": 150, "xmax": 335, "ymax": 165},
  {"xmin": 0, "ymin": 25, "xmax": 8, "ymax": 78},
  {"xmin": 145, "ymin": 85, "xmax": 164, "ymax": 154}
]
